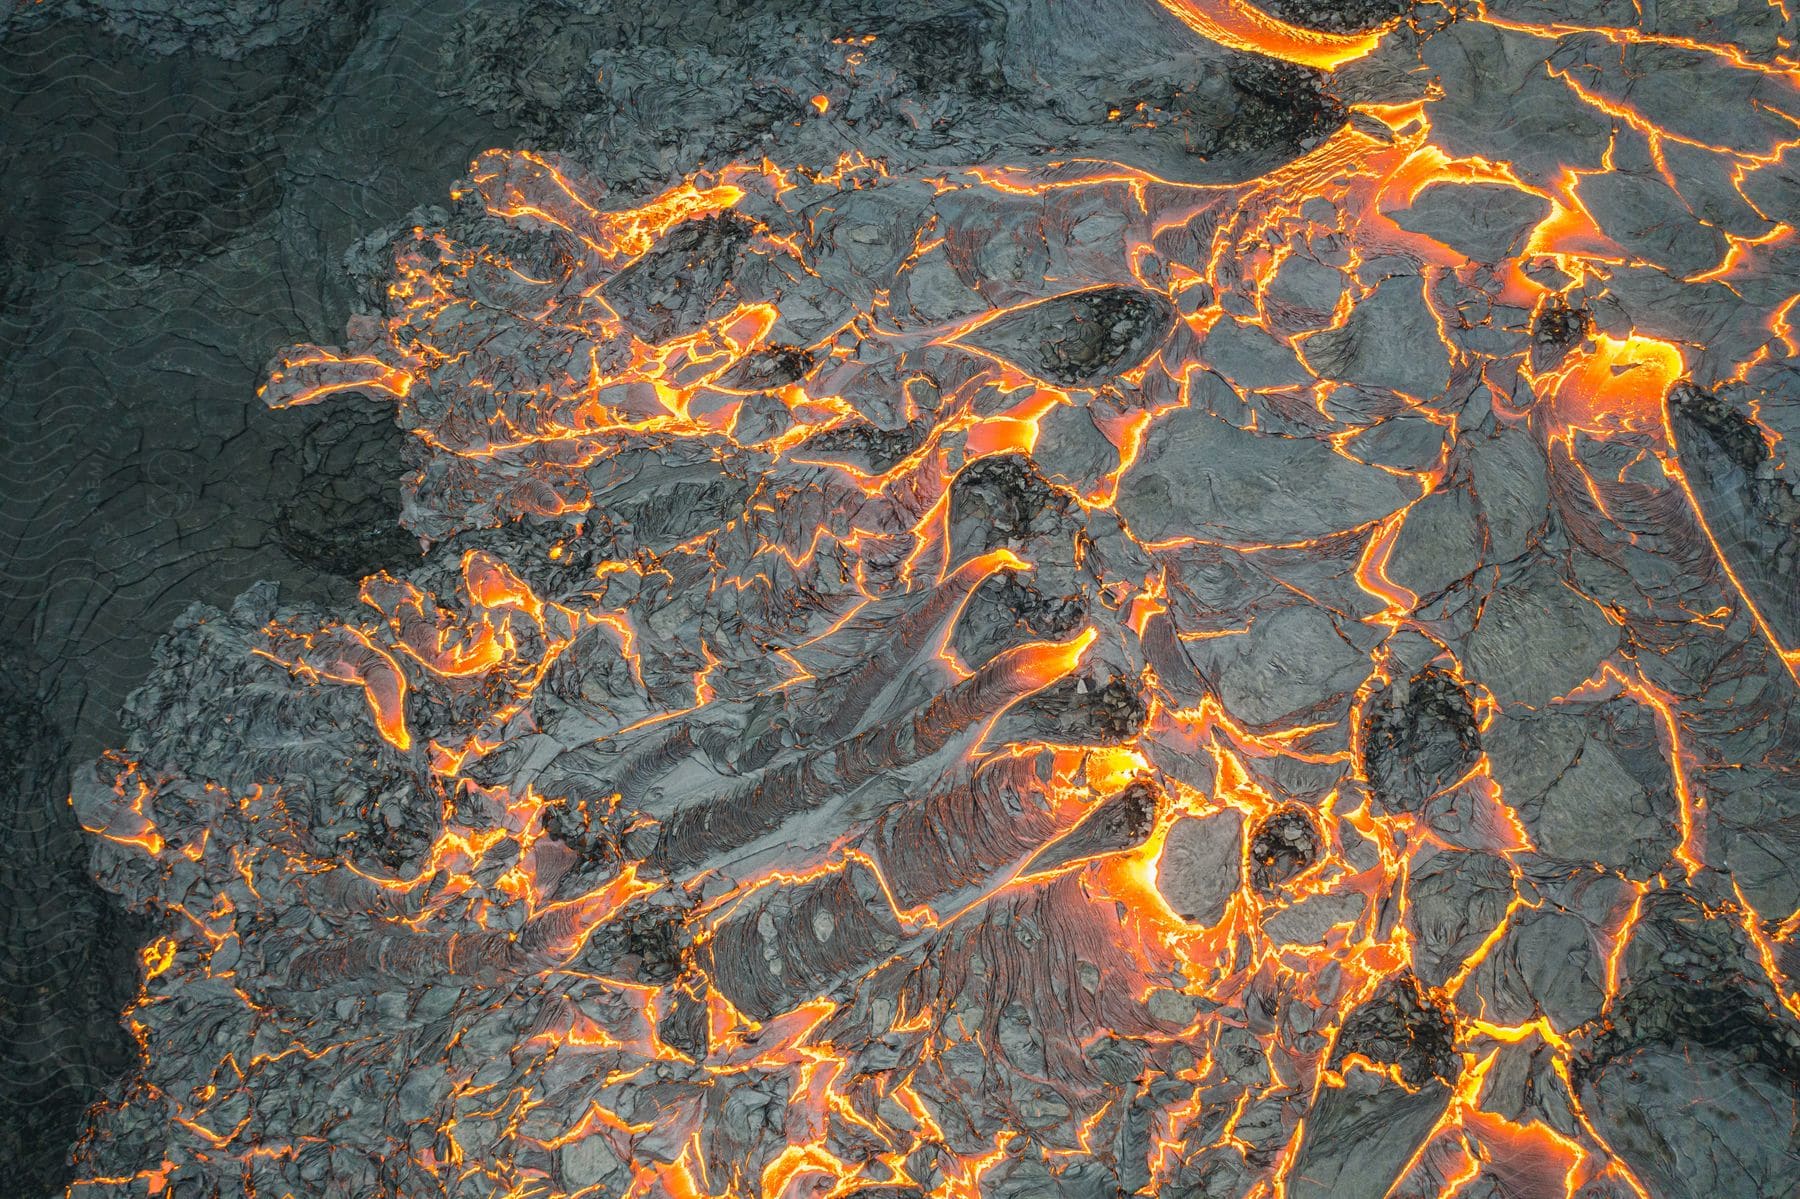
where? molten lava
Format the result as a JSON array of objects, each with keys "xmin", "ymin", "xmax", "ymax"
[{"xmin": 66, "ymin": 2, "xmax": 1800, "ymax": 1198}]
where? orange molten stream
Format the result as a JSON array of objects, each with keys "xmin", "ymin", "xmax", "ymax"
[{"xmin": 68, "ymin": 3, "xmax": 1800, "ymax": 1199}]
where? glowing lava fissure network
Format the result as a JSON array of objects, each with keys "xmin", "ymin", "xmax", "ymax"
[{"xmin": 68, "ymin": 3, "xmax": 1800, "ymax": 1198}]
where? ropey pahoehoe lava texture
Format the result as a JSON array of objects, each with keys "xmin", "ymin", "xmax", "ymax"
[{"xmin": 61, "ymin": 2, "xmax": 1800, "ymax": 1197}]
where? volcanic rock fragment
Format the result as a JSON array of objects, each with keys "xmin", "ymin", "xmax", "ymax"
[
  {"xmin": 1423, "ymin": 18, "xmax": 1615, "ymax": 187},
  {"xmin": 1576, "ymin": 894, "xmax": 1800, "ymax": 1199},
  {"xmin": 604, "ymin": 213, "xmax": 757, "ymax": 342},
  {"xmin": 1391, "ymin": 180, "xmax": 1550, "ymax": 263},
  {"xmin": 958, "ymin": 285, "xmax": 1173, "ymax": 387},
  {"xmin": 1021, "ymin": 781, "xmax": 1160, "ymax": 877},
  {"xmin": 1464, "ymin": 561, "xmax": 1618, "ymax": 709},
  {"xmin": 952, "ymin": 570, "xmax": 1086, "ymax": 668},
  {"xmin": 1361, "ymin": 665, "xmax": 1481, "ymax": 811},
  {"xmin": 1288, "ymin": 977, "xmax": 1457, "ymax": 1199},
  {"xmin": 1303, "ymin": 274, "xmax": 1452, "ymax": 400},
  {"xmin": 1584, "ymin": 169, "xmax": 1728, "ymax": 279},
  {"xmin": 1489, "ymin": 700, "xmax": 1679, "ymax": 873},
  {"xmin": 1153, "ymin": 808, "xmax": 1244, "ymax": 926},
  {"xmin": 1117, "ymin": 403, "xmax": 1419, "ymax": 544},
  {"xmin": 1464, "ymin": 904, "xmax": 1609, "ymax": 1029},
  {"xmin": 1248, "ymin": 805, "xmax": 1320, "ymax": 896},
  {"xmin": 1403, "ymin": 848, "xmax": 1514, "ymax": 988},
  {"xmin": 1187, "ymin": 604, "xmax": 1369, "ymax": 729},
  {"xmin": 1467, "ymin": 419, "xmax": 1553, "ymax": 561},
  {"xmin": 871, "ymin": 755, "xmax": 1059, "ymax": 911},
  {"xmin": 1667, "ymin": 383, "xmax": 1800, "ymax": 658},
  {"xmin": 1382, "ymin": 483, "xmax": 1485, "ymax": 599},
  {"xmin": 707, "ymin": 862, "xmax": 903, "ymax": 1022}
]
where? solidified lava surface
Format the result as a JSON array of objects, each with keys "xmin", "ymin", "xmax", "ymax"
[{"xmin": 51, "ymin": 1, "xmax": 1800, "ymax": 1197}]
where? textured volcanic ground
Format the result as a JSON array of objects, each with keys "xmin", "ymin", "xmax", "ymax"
[{"xmin": 7, "ymin": 1, "xmax": 1800, "ymax": 1197}]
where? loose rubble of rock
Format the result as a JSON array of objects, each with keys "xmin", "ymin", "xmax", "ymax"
[{"xmin": 39, "ymin": 1, "xmax": 1800, "ymax": 1197}]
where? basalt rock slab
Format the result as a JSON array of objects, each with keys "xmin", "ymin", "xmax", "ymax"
[
  {"xmin": 1668, "ymin": 383, "xmax": 1800, "ymax": 656},
  {"xmin": 1153, "ymin": 808, "xmax": 1244, "ymax": 926}
]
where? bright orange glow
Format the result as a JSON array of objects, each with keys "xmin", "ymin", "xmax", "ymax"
[
  {"xmin": 1153, "ymin": 0, "xmax": 1391, "ymax": 69},
  {"xmin": 1537, "ymin": 333, "xmax": 1686, "ymax": 445},
  {"xmin": 71, "ymin": 6, "xmax": 1800, "ymax": 1197}
]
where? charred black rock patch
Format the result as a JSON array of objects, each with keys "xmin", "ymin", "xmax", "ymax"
[
  {"xmin": 1532, "ymin": 297, "xmax": 1590, "ymax": 350},
  {"xmin": 949, "ymin": 454, "xmax": 1071, "ymax": 547},
  {"xmin": 1568, "ymin": 892, "xmax": 1800, "ymax": 1196},
  {"xmin": 270, "ymin": 507, "xmax": 414, "ymax": 583},
  {"xmin": 1669, "ymin": 383, "xmax": 1769, "ymax": 474},
  {"xmin": 882, "ymin": 7, "xmax": 1009, "ymax": 98},
  {"xmin": 604, "ymin": 213, "xmax": 756, "ymax": 342},
  {"xmin": 951, "ymin": 569, "xmax": 1086, "ymax": 667},
  {"xmin": 335, "ymin": 759, "xmax": 444, "ymax": 871},
  {"xmin": 1577, "ymin": 977, "xmax": 1800, "ymax": 1089},
  {"xmin": 1093, "ymin": 782, "xmax": 1163, "ymax": 853},
  {"xmin": 805, "ymin": 419, "xmax": 930, "ymax": 473},
  {"xmin": 1025, "ymin": 781, "xmax": 1160, "ymax": 874},
  {"xmin": 964, "ymin": 286, "xmax": 1172, "ymax": 387},
  {"xmin": 437, "ymin": 3, "xmax": 611, "ymax": 141},
  {"xmin": 725, "ymin": 342, "xmax": 818, "ymax": 390},
  {"xmin": 1333, "ymin": 974, "xmax": 1458, "ymax": 1088},
  {"xmin": 1361, "ymin": 666, "xmax": 1481, "ymax": 811},
  {"xmin": 1219, "ymin": 60, "xmax": 1340, "ymax": 156},
  {"xmin": 1572, "ymin": 974, "xmax": 1800, "ymax": 1197},
  {"xmin": 1258, "ymin": 0, "xmax": 1407, "ymax": 33},
  {"xmin": 540, "ymin": 792, "xmax": 623, "ymax": 866},
  {"xmin": 1103, "ymin": 55, "xmax": 1343, "ymax": 164},
  {"xmin": 1249, "ymin": 805, "xmax": 1320, "ymax": 895},
  {"xmin": 1020, "ymin": 672, "xmax": 1150, "ymax": 744},
  {"xmin": 577, "ymin": 902, "xmax": 689, "ymax": 985}
]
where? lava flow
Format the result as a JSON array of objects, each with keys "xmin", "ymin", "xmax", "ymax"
[{"xmin": 66, "ymin": 2, "xmax": 1800, "ymax": 1198}]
